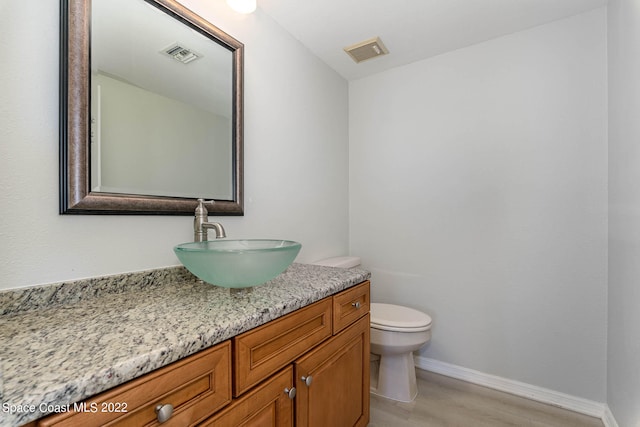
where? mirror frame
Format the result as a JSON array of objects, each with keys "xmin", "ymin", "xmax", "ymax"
[{"xmin": 60, "ymin": 0, "xmax": 244, "ymax": 215}]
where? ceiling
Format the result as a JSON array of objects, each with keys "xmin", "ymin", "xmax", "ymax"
[
  {"xmin": 257, "ymin": 0, "xmax": 608, "ymax": 81},
  {"xmin": 93, "ymin": 0, "xmax": 233, "ymax": 116}
]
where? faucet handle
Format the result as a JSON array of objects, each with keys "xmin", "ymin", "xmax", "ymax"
[{"xmin": 195, "ymin": 199, "xmax": 215, "ymax": 216}]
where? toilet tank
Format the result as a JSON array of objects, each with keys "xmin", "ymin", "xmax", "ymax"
[{"xmin": 312, "ymin": 256, "xmax": 361, "ymax": 268}]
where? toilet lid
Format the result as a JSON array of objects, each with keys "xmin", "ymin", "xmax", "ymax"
[{"xmin": 370, "ymin": 303, "xmax": 432, "ymax": 332}]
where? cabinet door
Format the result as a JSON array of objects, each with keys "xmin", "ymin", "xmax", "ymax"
[
  {"xmin": 199, "ymin": 366, "xmax": 294, "ymax": 427},
  {"xmin": 294, "ymin": 314, "xmax": 370, "ymax": 427}
]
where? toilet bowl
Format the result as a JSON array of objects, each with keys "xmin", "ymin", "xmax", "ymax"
[
  {"xmin": 370, "ymin": 303, "xmax": 431, "ymax": 402},
  {"xmin": 312, "ymin": 256, "xmax": 433, "ymax": 403}
]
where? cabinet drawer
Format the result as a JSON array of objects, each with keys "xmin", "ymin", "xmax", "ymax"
[
  {"xmin": 38, "ymin": 341, "xmax": 231, "ymax": 427},
  {"xmin": 199, "ymin": 366, "xmax": 294, "ymax": 427},
  {"xmin": 333, "ymin": 281, "xmax": 370, "ymax": 334},
  {"xmin": 233, "ymin": 298, "xmax": 332, "ymax": 396}
]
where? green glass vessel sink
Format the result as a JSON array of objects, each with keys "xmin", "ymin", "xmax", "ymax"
[{"xmin": 174, "ymin": 239, "xmax": 302, "ymax": 288}]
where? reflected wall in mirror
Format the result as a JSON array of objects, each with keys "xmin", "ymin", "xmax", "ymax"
[{"xmin": 60, "ymin": 0, "xmax": 244, "ymax": 215}]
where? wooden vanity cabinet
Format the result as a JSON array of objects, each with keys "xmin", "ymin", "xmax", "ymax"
[
  {"xmin": 32, "ymin": 281, "xmax": 370, "ymax": 427},
  {"xmin": 228, "ymin": 280, "xmax": 370, "ymax": 427}
]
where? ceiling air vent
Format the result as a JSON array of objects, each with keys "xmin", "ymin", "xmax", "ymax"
[
  {"xmin": 344, "ymin": 37, "xmax": 389, "ymax": 63},
  {"xmin": 161, "ymin": 43, "xmax": 202, "ymax": 64}
]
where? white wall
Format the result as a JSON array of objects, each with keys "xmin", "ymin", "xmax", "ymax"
[
  {"xmin": 93, "ymin": 73, "xmax": 232, "ymax": 199},
  {"xmin": 0, "ymin": 0, "xmax": 349, "ymax": 291},
  {"xmin": 608, "ymin": 0, "xmax": 640, "ymax": 424},
  {"xmin": 349, "ymin": 8, "xmax": 608, "ymax": 401}
]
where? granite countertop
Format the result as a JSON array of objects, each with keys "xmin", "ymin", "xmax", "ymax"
[{"xmin": 0, "ymin": 263, "xmax": 370, "ymax": 427}]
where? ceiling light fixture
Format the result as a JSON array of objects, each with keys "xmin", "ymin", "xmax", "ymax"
[{"xmin": 226, "ymin": 0, "xmax": 256, "ymax": 14}]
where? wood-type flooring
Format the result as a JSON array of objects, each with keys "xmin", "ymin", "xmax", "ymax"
[{"xmin": 369, "ymin": 369, "xmax": 604, "ymax": 427}]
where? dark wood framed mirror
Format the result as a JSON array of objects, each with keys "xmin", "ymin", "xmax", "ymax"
[{"xmin": 60, "ymin": 0, "xmax": 244, "ymax": 215}]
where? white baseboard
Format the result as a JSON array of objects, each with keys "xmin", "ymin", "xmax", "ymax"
[
  {"xmin": 414, "ymin": 356, "xmax": 617, "ymax": 426},
  {"xmin": 602, "ymin": 405, "xmax": 620, "ymax": 427}
]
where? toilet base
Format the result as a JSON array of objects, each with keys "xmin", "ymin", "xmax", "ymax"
[{"xmin": 370, "ymin": 352, "xmax": 418, "ymax": 402}]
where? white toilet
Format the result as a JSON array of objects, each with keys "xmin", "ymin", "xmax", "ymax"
[{"xmin": 312, "ymin": 256, "xmax": 433, "ymax": 403}]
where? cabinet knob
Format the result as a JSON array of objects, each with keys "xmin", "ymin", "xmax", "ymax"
[
  {"xmin": 284, "ymin": 387, "xmax": 297, "ymax": 399},
  {"xmin": 155, "ymin": 403, "xmax": 174, "ymax": 423},
  {"xmin": 301, "ymin": 375, "xmax": 313, "ymax": 387},
  {"xmin": 351, "ymin": 301, "xmax": 361, "ymax": 309}
]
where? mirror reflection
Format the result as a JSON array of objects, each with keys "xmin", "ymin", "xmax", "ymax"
[
  {"xmin": 60, "ymin": 0, "xmax": 244, "ymax": 215},
  {"xmin": 91, "ymin": 0, "xmax": 233, "ymax": 199}
]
